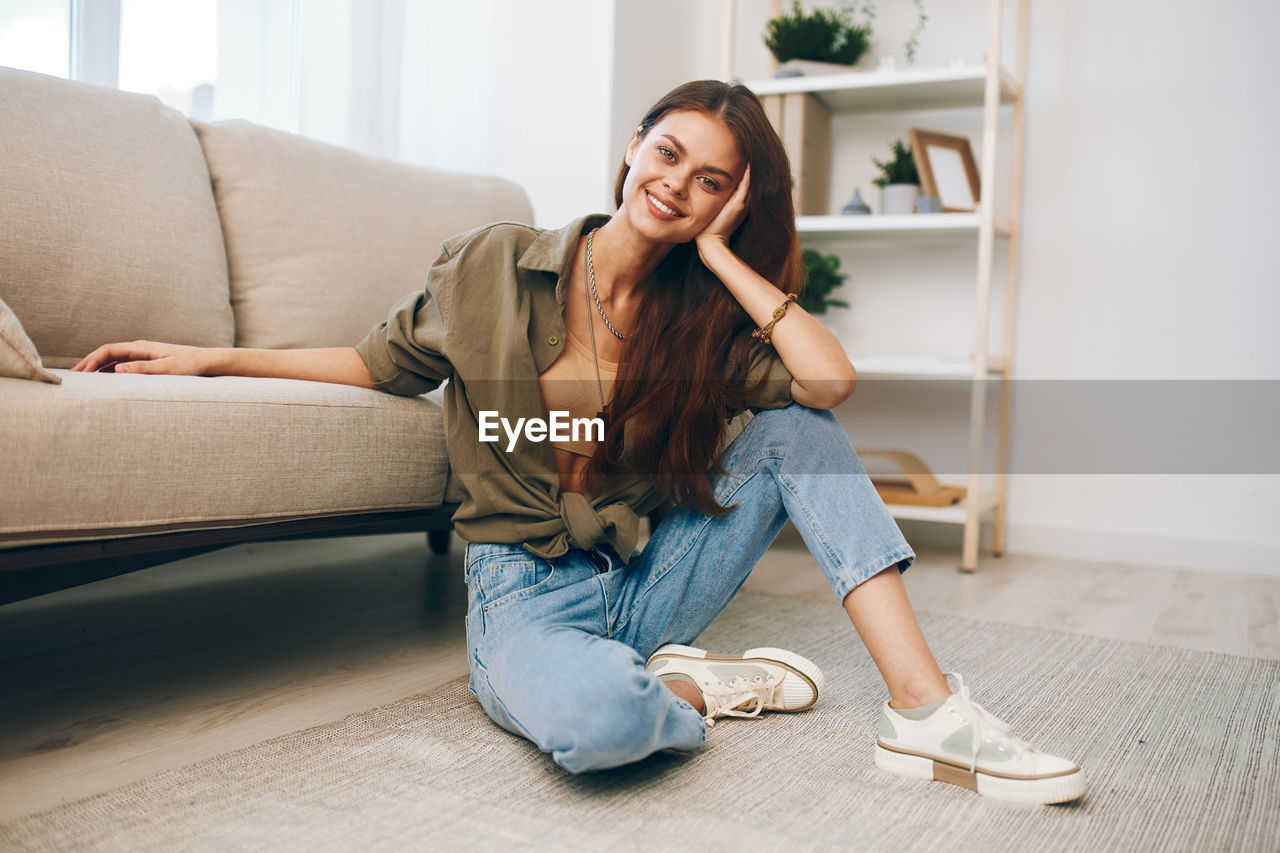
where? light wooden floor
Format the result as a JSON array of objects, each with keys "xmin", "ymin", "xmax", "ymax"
[{"xmin": 2, "ymin": 528, "xmax": 1277, "ymax": 823}]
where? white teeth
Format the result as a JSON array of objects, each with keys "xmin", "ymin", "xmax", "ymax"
[{"xmin": 648, "ymin": 191, "xmax": 681, "ymax": 217}]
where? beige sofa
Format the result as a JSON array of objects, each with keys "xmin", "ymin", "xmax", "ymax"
[{"xmin": 0, "ymin": 67, "xmax": 532, "ymax": 602}]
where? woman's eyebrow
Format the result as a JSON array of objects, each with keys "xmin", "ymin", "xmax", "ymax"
[{"xmin": 658, "ymin": 134, "xmax": 734, "ymax": 180}]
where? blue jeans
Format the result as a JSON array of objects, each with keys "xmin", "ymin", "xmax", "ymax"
[{"xmin": 463, "ymin": 404, "xmax": 915, "ymax": 773}]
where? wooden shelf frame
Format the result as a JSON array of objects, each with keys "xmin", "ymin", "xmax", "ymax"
[
  {"xmin": 974, "ymin": 0, "xmax": 1029, "ymax": 572},
  {"xmin": 734, "ymin": 0, "xmax": 1030, "ymax": 571}
]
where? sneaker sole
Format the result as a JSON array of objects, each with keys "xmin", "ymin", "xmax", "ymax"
[
  {"xmin": 874, "ymin": 743, "xmax": 1087, "ymax": 805},
  {"xmin": 647, "ymin": 644, "xmax": 824, "ymax": 711}
]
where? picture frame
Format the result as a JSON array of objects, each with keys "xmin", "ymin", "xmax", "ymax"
[{"xmin": 907, "ymin": 128, "xmax": 981, "ymax": 212}]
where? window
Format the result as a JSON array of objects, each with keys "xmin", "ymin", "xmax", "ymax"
[
  {"xmin": 0, "ymin": 0, "xmax": 71, "ymax": 79},
  {"xmin": 118, "ymin": 0, "xmax": 217, "ymax": 118},
  {"xmin": 0, "ymin": 0, "xmax": 217, "ymax": 118}
]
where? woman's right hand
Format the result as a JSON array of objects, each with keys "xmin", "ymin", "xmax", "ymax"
[
  {"xmin": 71, "ymin": 343, "xmax": 375, "ymax": 387},
  {"xmin": 72, "ymin": 341, "xmax": 215, "ymax": 375}
]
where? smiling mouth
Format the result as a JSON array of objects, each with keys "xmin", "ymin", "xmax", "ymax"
[{"xmin": 645, "ymin": 190, "xmax": 686, "ymax": 218}]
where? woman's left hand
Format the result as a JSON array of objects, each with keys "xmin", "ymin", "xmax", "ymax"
[{"xmin": 695, "ymin": 166, "xmax": 751, "ymax": 261}]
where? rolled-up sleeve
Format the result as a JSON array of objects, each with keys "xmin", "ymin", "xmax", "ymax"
[
  {"xmin": 730, "ymin": 340, "xmax": 794, "ymax": 413},
  {"xmin": 356, "ymin": 252, "xmax": 454, "ymax": 397}
]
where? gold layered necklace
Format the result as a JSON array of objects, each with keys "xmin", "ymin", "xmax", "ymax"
[
  {"xmin": 585, "ymin": 228, "xmax": 626, "ymax": 341},
  {"xmin": 584, "ymin": 228, "xmax": 626, "ymax": 418}
]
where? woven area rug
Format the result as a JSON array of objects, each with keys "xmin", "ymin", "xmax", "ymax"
[{"xmin": 3, "ymin": 591, "xmax": 1277, "ymax": 852}]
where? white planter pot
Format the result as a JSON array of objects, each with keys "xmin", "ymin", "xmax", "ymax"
[
  {"xmin": 774, "ymin": 59, "xmax": 860, "ymax": 78},
  {"xmin": 881, "ymin": 184, "xmax": 920, "ymax": 215}
]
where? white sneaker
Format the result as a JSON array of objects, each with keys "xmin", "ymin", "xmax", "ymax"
[
  {"xmin": 645, "ymin": 644, "xmax": 824, "ymax": 727},
  {"xmin": 874, "ymin": 673, "xmax": 1087, "ymax": 804}
]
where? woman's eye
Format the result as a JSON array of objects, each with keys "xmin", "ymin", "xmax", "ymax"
[
  {"xmin": 657, "ymin": 146, "xmax": 675, "ymax": 161},
  {"xmin": 699, "ymin": 176, "xmax": 720, "ymax": 191}
]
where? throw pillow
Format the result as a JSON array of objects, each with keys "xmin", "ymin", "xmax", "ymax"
[{"xmin": 0, "ymin": 297, "xmax": 60, "ymax": 383}]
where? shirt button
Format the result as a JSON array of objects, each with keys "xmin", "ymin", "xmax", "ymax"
[{"xmin": 548, "ymin": 335, "xmax": 560, "ymax": 346}]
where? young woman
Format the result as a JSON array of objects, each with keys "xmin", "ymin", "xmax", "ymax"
[{"xmin": 74, "ymin": 80, "xmax": 1084, "ymax": 804}]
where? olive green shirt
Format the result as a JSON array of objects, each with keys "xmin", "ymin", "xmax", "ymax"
[{"xmin": 356, "ymin": 214, "xmax": 792, "ymax": 559}]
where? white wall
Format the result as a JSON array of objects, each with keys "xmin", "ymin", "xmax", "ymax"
[
  {"xmin": 217, "ymin": 0, "xmax": 1280, "ymax": 577},
  {"xmin": 719, "ymin": 0, "xmax": 1280, "ymax": 576},
  {"xmin": 1001, "ymin": 0, "xmax": 1280, "ymax": 576},
  {"xmin": 398, "ymin": 0, "xmax": 616, "ymax": 228}
]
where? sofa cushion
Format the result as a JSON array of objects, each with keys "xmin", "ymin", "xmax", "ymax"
[
  {"xmin": 0, "ymin": 68, "xmax": 235, "ymax": 368},
  {"xmin": 190, "ymin": 119, "xmax": 533, "ymax": 350},
  {"xmin": 0, "ymin": 371, "xmax": 449, "ymax": 546},
  {"xmin": 0, "ymin": 296, "xmax": 60, "ymax": 384}
]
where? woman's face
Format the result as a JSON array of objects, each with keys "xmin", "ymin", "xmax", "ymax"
[{"xmin": 620, "ymin": 109, "xmax": 746, "ymax": 245}]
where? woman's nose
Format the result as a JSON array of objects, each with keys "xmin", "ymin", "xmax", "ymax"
[{"xmin": 663, "ymin": 170, "xmax": 690, "ymax": 198}]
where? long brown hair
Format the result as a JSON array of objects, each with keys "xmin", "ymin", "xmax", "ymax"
[{"xmin": 585, "ymin": 80, "xmax": 804, "ymax": 515}]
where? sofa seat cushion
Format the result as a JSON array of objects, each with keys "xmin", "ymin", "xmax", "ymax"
[
  {"xmin": 0, "ymin": 371, "xmax": 449, "ymax": 547},
  {"xmin": 0, "ymin": 68, "xmax": 235, "ymax": 367}
]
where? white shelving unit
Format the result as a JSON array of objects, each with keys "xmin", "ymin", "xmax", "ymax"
[
  {"xmin": 737, "ymin": 0, "xmax": 1029, "ymax": 571},
  {"xmin": 852, "ymin": 357, "xmax": 1007, "ymax": 379},
  {"xmin": 748, "ymin": 63, "xmax": 1022, "ymax": 112},
  {"xmin": 797, "ymin": 213, "xmax": 1014, "ymax": 241}
]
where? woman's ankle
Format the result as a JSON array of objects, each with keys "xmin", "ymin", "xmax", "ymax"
[
  {"xmin": 661, "ymin": 677, "xmax": 706, "ymax": 714},
  {"xmin": 887, "ymin": 677, "xmax": 952, "ymax": 710}
]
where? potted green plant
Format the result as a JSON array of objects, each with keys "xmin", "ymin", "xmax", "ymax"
[
  {"xmin": 763, "ymin": 1, "xmax": 872, "ymax": 77},
  {"xmin": 871, "ymin": 138, "xmax": 919, "ymax": 215},
  {"xmin": 799, "ymin": 248, "xmax": 850, "ymax": 315}
]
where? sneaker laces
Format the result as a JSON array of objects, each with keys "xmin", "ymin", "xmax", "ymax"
[
  {"xmin": 700, "ymin": 673, "xmax": 777, "ymax": 728},
  {"xmin": 943, "ymin": 672, "xmax": 1034, "ymax": 773}
]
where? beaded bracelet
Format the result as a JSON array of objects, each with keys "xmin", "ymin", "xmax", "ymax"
[{"xmin": 751, "ymin": 293, "xmax": 798, "ymax": 345}]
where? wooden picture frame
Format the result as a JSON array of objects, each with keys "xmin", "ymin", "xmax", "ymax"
[{"xmin": 908, "ymin": 128, "xmax": 981, "ymax": 212}]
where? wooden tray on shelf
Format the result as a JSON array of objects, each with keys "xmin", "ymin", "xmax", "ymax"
[{"xmin": 861, "ymin": 450, "xmax": 966, "ymax": 507}]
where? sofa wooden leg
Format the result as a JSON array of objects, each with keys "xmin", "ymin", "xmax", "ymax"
[{"xmin": 427, "ymin": 528, "xmax": 452, "ymax": 555}]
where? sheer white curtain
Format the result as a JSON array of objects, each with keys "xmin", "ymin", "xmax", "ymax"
[
  {"xmin": 214, "ymin": 0, "xmax": 354, "ymax": 149},
  {"xmin": 211, "ymin": 0, "xmax": 615, "ymax": 225},
  {"xmin": 212, "ymin": 0, "xmax": 534, "ymax": 172},
  {"xmin": 396, "ymin": 0, "xmax": 496, "ymax": 174}
]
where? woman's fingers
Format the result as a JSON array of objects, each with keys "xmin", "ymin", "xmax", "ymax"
[
  {"xmin": 71, "ymin": 347, "xmax": 99, "ymax": 371},
  {"xmin": 73, "ymin": 341, "xmax": 145, "ymax": 372},
  {"xmin": 113, "ymin": 358, "xmax": 168, "ymax": 374},
  {"xmin": 722, "ymin": 165, "xmax": 752, "ymax": 227},
  {"xmin": 697, "ymin": 166, "xmax": 754, "ymax": 248},
  {"xmin": 725, "ymin": 165, "xmax": 750, "ymax": 219},
  {"xmin": 72, "ymin": 341, "xmax": 172, "ymax": 373}
]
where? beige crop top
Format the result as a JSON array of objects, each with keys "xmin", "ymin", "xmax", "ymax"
[{"xmin": 538, "ymin": 328, "xmax": 617, "ymax": 492}]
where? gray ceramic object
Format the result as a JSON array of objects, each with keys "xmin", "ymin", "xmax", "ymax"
[
  {"xmin": 881, "ymin": 184, "xmax": 919, "ymax": 215},
  {"xmin": 841, "ymin": 187, "xmax": 871, "ymax": 215},
  {"xmin": 916, "ymin": 196, "xmax": 943, "ymax": 213}
]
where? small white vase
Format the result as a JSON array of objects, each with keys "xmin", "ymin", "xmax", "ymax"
[{"xmin": 881, "ymin": 184, "xmax": 920, "ymax": 215}]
